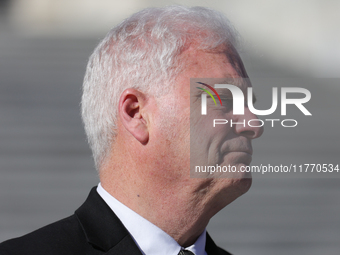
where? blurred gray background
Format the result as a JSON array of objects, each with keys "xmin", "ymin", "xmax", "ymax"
[{"xmin": 0, "ymin": 1, "xmax": 339, "ymax": 255}]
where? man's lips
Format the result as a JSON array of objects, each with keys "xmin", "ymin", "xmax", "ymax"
[
  {"xmin": 223, "ymin": 149, "xmax": 253, "ymax": 156},
  {"xmin": 218, "ymin": 149, "xmax": 253, "ymax": 165},
  {"xmin": 237, "ymin": 150, "xmax": 253, "ymax": 156},
  {"xmin": 220, "ymin": 139, "xmax": 253, "ymax": 156},
  {"xmin": 229, "ymin": 152, "xmax": 253, "ymax": 165}
]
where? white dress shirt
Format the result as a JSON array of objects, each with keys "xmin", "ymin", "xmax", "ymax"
[{"xmin": 97, "ymin": 183, "xmax": 207, "ymax": 255}]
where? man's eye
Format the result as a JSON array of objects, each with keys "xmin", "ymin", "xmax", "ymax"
[
  {"xmin": 207, "ymin": 96, "xmax": 233, "ymax": 110},
  {"xmin": 220, "ymin": 98, "xmax": 233, "ymax": 109}
]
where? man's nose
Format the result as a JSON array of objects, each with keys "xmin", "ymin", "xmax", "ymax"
[{"xmin": 234, "ymin": 107, "xmax": 264, "ymax": 139}]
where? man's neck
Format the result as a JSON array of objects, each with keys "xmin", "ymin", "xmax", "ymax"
[{"xmin": 100, "ymin": 167, "xmax": 213, "ymax": 247}]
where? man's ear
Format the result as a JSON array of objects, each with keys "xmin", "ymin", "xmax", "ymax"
[{"xmin": 118, "ymin": 89, "xmax": 149, "ymax": 144}]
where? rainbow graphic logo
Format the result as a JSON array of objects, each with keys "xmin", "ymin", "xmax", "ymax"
[
  {"xmin": 196, "ymin": 82, "xmax": 222, "ymax": 106},
  {"xmin": 196, "ymin": 82, "xmax": 222, "ymax": 115}
]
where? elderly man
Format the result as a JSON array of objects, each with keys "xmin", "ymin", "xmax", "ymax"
[{"xmin": 0, "ymin": 5, "xmax": 263, "ymax": 255}]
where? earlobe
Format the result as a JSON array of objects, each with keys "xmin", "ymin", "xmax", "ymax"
[{"xmin": 119, "ymin": 89, "xmax": 149, "ymax": 144}]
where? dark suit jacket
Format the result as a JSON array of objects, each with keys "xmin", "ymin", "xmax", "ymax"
[{"xmin": 0, "ymin": 187, "xmax": 232, "ymax": 255}]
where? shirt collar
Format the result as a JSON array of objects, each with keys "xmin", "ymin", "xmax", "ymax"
[{"xmin": 97, "ymin": 183, "xmax": 206, "ymax": 255}]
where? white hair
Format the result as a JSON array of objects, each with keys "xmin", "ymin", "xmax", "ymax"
[{"xmin": 81, "ymin": 5, "xmax": 239, "ymax": 170}]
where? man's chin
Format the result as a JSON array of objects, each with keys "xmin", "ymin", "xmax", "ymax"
[
  {"xmin": 211, "ymin": 172, "xmax": 252, "ymax": 212},
  {"xmin": 216, "ymin": 163, "xmax": 253, "ymax": 195},
  {"xmin": 232, "ymin": 170, "xmax": 252, "ymax": 194}
]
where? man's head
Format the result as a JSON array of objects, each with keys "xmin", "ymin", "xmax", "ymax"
[{"xmin": 81, "ymin": 6, "xmax": 240, "ymax": 170}]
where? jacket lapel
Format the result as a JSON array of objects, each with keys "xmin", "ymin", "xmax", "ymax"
[{"xmin": 75, "ymin": 187, "xmax": 143, "ymax": 255}]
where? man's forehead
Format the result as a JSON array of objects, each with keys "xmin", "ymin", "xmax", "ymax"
[
  {"xmin": 173, "ymin": 46, "xmax": 251, "ymax": 99},
  {"xmin": 180, "ymin": 46, "xmax": 248, "ymax": 81}
]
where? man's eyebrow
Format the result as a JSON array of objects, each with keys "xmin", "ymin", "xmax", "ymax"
[
  {"xmin": 195, "ymin": 85, "xmax": 258, "ymax": 104},
  {"xmin": 216, "ymin": 88, "xmax": 257, "ymax": 104},
  {"xmin": 215, "ymin": 89, "xmax": 232, "ymax": 98}
]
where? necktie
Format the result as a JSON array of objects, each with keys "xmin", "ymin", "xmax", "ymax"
[{"xmin": 178, "ymin": 250, "xmax": 195, "ymax": 255}]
